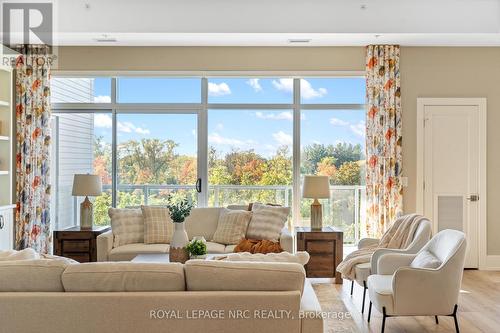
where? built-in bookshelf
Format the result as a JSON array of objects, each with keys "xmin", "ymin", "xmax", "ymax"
[{"xmin": 0, "ymin": 64, "xmax": 15, "ymax": 250}]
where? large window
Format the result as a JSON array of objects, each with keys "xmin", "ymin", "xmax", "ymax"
[{"xmin": 52, "ymin": 75, "xmax": 365, "ymax": 242}]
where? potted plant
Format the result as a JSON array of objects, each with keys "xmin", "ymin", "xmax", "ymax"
[
  {"xmin": 186, "ymin": 237, "xmax": 208, "ymax": 259},
  {"xmin": 166, "ymin": 194, "xmax": 193, "ymax": 263}
]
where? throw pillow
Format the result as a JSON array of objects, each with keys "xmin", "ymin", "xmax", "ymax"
[
  {"xmin": 234, "ymin": 239, "xmax": 283, "ymax": 254},
  {"xmin": 212, "ymin": 208, "xmax": 252, "ymax": 245},
  {"xmin": 109, "ymin": 208, "xmax": 144, "ymax": 247},
  {"xmin": 141, "ymin": 206, "xmax": 174, "ymax": 244},
  {"xmin": 246, "ymin": 203, "xmax": 290, "ymax": 241},
  {"xmin": 410, "ymin": 250, "xmax": 442, "ymax": 269}
]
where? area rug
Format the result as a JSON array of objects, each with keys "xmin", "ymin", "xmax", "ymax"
[{"xmin": 312, "ymin": 283, "xmax": 358, "ymax": 333}]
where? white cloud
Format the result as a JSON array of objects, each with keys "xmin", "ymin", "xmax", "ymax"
[
  {"xmin": 208, "ymin": 132, "xmax": 256, "ymax": 149},
  {"xmin": 135, "ymin": 127, "xmax": 151, "ymax": 135},
  {"xmin": 94, "ymin": 114, "xmax": 112, "ymax": 128},
  {"xmin": 272, "ymin": 131, "xmax": 293, "ymax": 146},
  {"xmin": 208, "ymin": 82, "xmax": 231, "ymax": 96},
  {"xmin": 96, "ymin": 118, "xmax": 150, "ymax": 135},
  {"xmin": 246, "ymin": 78, "xmax": 262, "ymax": 92},
  {"xmin": 93, "ymin": 95, "xmax": 111, "ymax": 103},
  {"xmin": 255, "ymin": 111, "xmax": 293, "ymax": 121},
  {"xmin": 272, "ymin": 78, "xmax": 293, "ymax": 93},
  {"xmin": 215, "ymin": 123, "xmax": 224, "ymax": 131},
  {"xmin": 350, "ymin": 121, "xmax": 365, "ymax": 136},
  {"xmin": 301, "ymin": 79, "xmax": 327, "ymax": 99},
  {"xmin": 330, "ymin": 117, "xmax": 349, "ymax": 126},
  {"xmin": 271, "ymin": 78, "xmax": 327, "ymax": 100}
]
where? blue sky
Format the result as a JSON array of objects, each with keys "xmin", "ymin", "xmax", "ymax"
[{"xmin": 90, "ymin": 77, "xmax": 366, "ymax": 158}]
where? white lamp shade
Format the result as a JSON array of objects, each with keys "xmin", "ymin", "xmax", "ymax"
[
  {"xmin": 72, "ymin": 174, "xmax": 102, "ymax": 197},
  {"xmin": 302, "ymin": 175, "xmax": 330, "ymax": 199}
]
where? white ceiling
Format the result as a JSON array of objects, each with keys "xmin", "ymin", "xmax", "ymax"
[{"xmin": 30, "ymin": 0, "xmax": 500, "ymax": 46}]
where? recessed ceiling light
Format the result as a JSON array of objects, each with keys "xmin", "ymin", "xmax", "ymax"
[{"xmin": 287, "ymin": 39, "xmax": 311, "ymax": 44}]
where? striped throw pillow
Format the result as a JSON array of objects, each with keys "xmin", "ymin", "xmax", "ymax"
[
  {"xmin": 212, "ymin": 209, "xmax": 252, "ymax": 245},
  {"xmin": 246, "ymin": 203, "xmax": 290, "ymax": 241},
  {"xmin": 141, "ymin": 206, "xmax": 174, "ymax": 244},
  {"xmin": 109, "ymin": 208, "xmax": 144, "ymax": 247}
]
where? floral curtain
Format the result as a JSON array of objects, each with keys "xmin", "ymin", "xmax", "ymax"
[
  {"xmin": 365, "ymin": 45, "xmax": 403, "ymax": 237},
  {"xmin": 15, "ymin": 45, "xmax": 52, "ymax": 253}
]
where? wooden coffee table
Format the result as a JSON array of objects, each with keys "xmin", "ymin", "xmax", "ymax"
[{"xmin": 132, "ymin": 253, "xmax": 221, "ymax": 263}]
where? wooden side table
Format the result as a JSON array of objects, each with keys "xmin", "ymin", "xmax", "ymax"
[
  {"xmin": 53, "ymin": 226, "xmax": 110, "ymax": 263},
  {"xmin": 296, "ymin": 226, "xmax": 343, "ymax": 284}
]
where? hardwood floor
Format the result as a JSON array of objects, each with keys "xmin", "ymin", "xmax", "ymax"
[{"xmin": 317, "ymin": 270, "xmax": 500, "ymax": 333}]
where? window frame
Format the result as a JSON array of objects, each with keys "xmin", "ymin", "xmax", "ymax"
[{"xmin": 51, "ymin": 71, "xmax": 366, "ymax": 228}]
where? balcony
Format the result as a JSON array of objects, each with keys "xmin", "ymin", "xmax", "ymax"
[{"xmin": 97, "ymin": 184, "xmax": 365, "ymax": 244}]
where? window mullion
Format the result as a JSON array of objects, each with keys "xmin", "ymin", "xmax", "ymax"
[
  {"xmin": 292, "ymin": 78, "xmax": 301, "ymax": 230},
  {"xmin": 111, "ymin": 77, "xmax": 118, "ymax": 208}
]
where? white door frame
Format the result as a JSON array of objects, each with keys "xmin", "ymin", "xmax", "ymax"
[{"xmin": 416, "ymin": 98, "xmax": 488, "ymax": 269}]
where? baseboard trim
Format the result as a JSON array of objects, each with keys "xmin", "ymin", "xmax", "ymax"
[{"xmin": 480, "ymin": 255, "xmax": 500, "ymax": 270}]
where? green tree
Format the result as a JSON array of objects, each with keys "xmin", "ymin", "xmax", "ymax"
[
  {"xmin": 119, "ymin": 138, "xmax": 178, "ymax": 184},
  {"xmin": 333, "ymin": 161, "xmax": 361, "ymax": 185},
  {"xmin": 332, "ymin": 142, "xmax": 363, "ymax": 168},
  {"xmin": 260, "ymin": 146, "xmax": 292, "ymax": 185}
]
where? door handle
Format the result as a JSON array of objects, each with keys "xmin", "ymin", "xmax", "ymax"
[
  {"xmin": 0, "ymin": 215, "xmax": 4, "ymax": 230},
  {"xmin": 466, "ymin": 195, "xmax": 479, "ymax": 202},
  {"xmin": 196, "ymin": 178, "xmax": 202, "ymax": 193}
]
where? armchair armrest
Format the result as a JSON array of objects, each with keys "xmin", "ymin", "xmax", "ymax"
[
  {"xmin": 376, "ymin": 253, "xmax": 417, "ymax": 275},
  {"xmin": 97, "ymin": 230, "xmax": 113, "ymax": 262},
  {"xmin": 280, "ymin": 227, "xmax": 294, "ymax": 253},
  {"xmin": 371, "ymin": 248, "xmax": 416, "ymax": 274},
  {"xmin": 358, "ymin": 237, "xmax": 379, "ymax": 249},
  {"xmin": 392, "ymin": 267, "xmax": 458, "ymax": 315}
]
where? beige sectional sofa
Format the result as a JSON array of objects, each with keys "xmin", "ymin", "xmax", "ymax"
[
  {"xmin": 97, "ymin": 207, "xmax": 294, "ymax": 261},
  {"xmin": 0, "ymin": 258, "xmax": 322, "ymax": 333}
]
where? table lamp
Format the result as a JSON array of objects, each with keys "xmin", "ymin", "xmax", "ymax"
[
  {"xmin": 302, "ymin": 175, "xmax": 330, "ymax": 230},
  {"xmin": 72, "ymin": 174, "xmax": 102, "ymax": 229}
]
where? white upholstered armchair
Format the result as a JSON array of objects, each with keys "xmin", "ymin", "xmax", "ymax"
[
  {"xmin": 352, "ymin": 218, "xmax": 432, "ymax": 313},
  {"xmin": 367, "ymin": 229, "xmax": 467, "ymax": 333}
]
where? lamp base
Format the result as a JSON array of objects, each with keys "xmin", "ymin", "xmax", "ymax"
[
  {"xmin": 80, "ymin": 196, "xmax": 93, "ymax": 230},
  {"xmin": 310, "ymin": 199, "xmax": 322, "ymax": 230}
]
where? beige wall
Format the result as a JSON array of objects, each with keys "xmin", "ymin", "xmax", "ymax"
[{"xmin": 56, "ymin": 46, "xmax": 500, "ymax": 255}]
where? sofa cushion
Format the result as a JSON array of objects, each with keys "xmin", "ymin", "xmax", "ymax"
[
  {"xmin": 109, "ymin": 243, "xmax": 170, "ymax": 261},
  {"xmin": 184, "ymin": 207, "xmax": 221, "ymax": 240},
  {"xmin": 0, "ymin": 248, "xmax": 40, "ymax": 261},
  {"xmin": 224, "ymin": 251, "xmax": 310, "ymax": 265},
  {"xmin": 246, "ymin": 203, "xmax": 290, "ymax": 241},
  {"xmin": 109, "ymin": 208, "xmax": 144, "ymax": 247},
  {"xmin": 185, "ymin": 260, "xmax": 305, "ymax": 294},
  {"xmin": 411, "ymin": 250, "xmax": 442, "ymax": 269},
  {"xmin": 0, "ymin": 259, "xmax": 71, "ymax": 291},
  {"xmin": 206, "ymin": 242, "xmax": 226, "ymax": 254},
  {"xmin": 142, "ymin": 206, "xmax": 173, "ymax": 244},
  {"xmin": 62, "ymin": 262, "xmax": 185, "ymax": 292},
  {"xmin": 224, "ymin": 245, "xmax": 236, "ymax": 253},
  {"xmin": 212, "ymin": 208, "xmax": 252, "ymax": 245}
]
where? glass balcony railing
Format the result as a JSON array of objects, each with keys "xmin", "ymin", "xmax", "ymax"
[{"xmin": 99, "ymin": 184, "xmax": 366, "ymax": 244}]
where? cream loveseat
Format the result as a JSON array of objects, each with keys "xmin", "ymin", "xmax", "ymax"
[
  {"xmin": 0, "ymin": 258, "xmax": 323, "ymax": 333},
  {"xmin": 97, "ymin": 207, "xmax": 294, "ymax": 261}
]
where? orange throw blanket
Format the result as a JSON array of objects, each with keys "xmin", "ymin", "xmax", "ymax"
[{"xmin": 234, "ymin": 239, "xmax": 283, "ymax": 254}]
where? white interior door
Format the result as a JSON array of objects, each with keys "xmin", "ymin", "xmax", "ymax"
[{"xmin": 419, "ymin": 99, "xmax": 486, "ymax": 269}]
